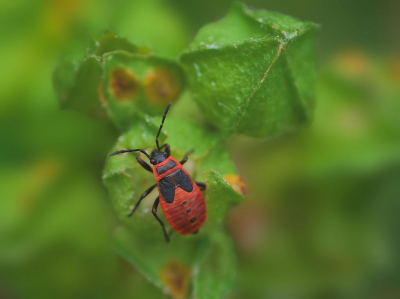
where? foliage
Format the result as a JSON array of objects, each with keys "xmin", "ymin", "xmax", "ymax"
[
  {"xmin": 180, "ymin": 2, "xmax": 318, "ymax": 138},
  {"xmin": 53, "ymin": 31, "xmax": 185, "ymax": 131},
  {"xmin": 51, "ymin": 2, "xmax": 318, "ymax": 298},
  {"xmin": 2, "ymin": 0, "xmax": 399, "ymax": 298}
]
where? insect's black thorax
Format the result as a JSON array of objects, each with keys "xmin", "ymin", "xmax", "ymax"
[{"xmin": 156, "ymin": 159, "xmax": 177, "ymax": 175}]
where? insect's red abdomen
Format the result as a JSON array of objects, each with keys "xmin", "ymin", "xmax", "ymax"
[
  {"xmin": 154, "ymin": 157, "xmax": 206, "ymax": 235},
  {"xmin": 161, "ymin": 184, "xmax": 206, "ymax": 235}
]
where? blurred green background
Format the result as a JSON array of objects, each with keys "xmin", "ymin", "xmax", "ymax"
[{"xmin": 1, "ymin": 0, "xmax": 399, "ymax": 298}]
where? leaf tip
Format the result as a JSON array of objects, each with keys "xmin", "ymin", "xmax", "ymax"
[{"xmin": 223, "ymin": 174, "xmax": 248, "ymax": 195}]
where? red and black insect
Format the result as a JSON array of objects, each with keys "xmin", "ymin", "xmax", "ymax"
[{"xmin": 108, "ymin": 103, "xmax": 206, "ymax": 242}]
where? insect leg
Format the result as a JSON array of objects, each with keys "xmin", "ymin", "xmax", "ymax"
[
  {"xmin": 195, "ymin": 181, "xmax": 206, "ymax": 190},
  {"xmin": 152, "ymin": 197, "xmax": 170, "ymax": 242},
  {"xmin": 159, "ymin": 143, "xmax": 171, "ymax": 157},
  {"xmin": 136, "ymin": 156, "xmax": 153, "ymax": 173},
  {"xmin": 180, "ymin": 149, "xmax": 194, "ymax": 165},
  {"xmin": 128, "ymin": 184, "xmax": 157, "ymax": 217}
]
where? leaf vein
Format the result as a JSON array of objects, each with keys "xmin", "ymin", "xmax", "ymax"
[{"xmin": 234, "ymin": 43, "xmax": 283, "ymax": 131}]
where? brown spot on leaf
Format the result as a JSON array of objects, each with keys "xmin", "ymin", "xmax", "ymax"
[
  {"xmin": 144, "ymin": 68, "xmax": 180, "ymax": 105},
  {"xmin": 109, "ymin": 67, "xmax": 139, "ymax": 101},
  {"xmin": 160, "ymin": 259, "xmax": 191, "ymax": 299},
  {"xmin": 224, "ymin": 174, "xmax": 248, "ymax": 195}
]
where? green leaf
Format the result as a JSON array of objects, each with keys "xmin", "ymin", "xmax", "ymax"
[
  {"xmin": 103, "ymin": 115, "xmax": 242, "ymax": 226},
  {"xmin": 53, "ymin": 55, "xmax": 106, "ymax": 119},
  {"xmin": 103, "ymin": 116, "xmax": 244, "ymax": 296},
  {"xmin": 202, "ymin": 170, "xmax": 244, "ymax": 231},
  {"xmin": 101, "ymin": 51, "xmax": 185, "ymax": 131},
  {"xmin": 52, "ymin": 31, "xmax": 148, "ymax": 120},
  {"xmin": 180, "ymin": 2, "xmax": 319, "ymax": 138},
  {"xmin": 53, "ymin": 31, "xmax": 185, "ymax": 129},
  {"xmin": 193, "ymin": 230, "xmax": 237, "ymax": 299}
]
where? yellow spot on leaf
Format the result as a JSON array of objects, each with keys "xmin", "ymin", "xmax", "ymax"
[
  {"xmin": 160, "ymin": 259, "xmax": 191, "ymax": 299},
  {"xmin": 109, "ymin": 67, "xmax": 139, "ymax": 101},
  {"xmin": 144, "ymin": 68, "xmax": 180, "ymax": 105},
  {"xmin": 224, "ymin": 174, "xmax": 248, "ymax": 195}
]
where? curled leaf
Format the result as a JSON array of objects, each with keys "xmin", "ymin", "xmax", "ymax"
[
  {"xmin": 203, "ymin": 170, "xmax": 244, "ymax": 231},
  {"xmin": 53, "ymin": 31, "xmax": 184, "ymax": 130},
  {"xmin": 104, "ymin": 117, "xmax": 243, "ymax": 295},
  {"xmin": 180, "ymin": 2, "xmax": 319, "ymax": 138},
  {"xmin": 103, "ymin": 116, "xmax": 239, "ymax": 226},
  {"xmin": 53, "ymin": 55, "xmax": 106, "ymax": 119},
  {"xmin": 101, "ymin": 52, "xmax": 185, "ymax": 130}
]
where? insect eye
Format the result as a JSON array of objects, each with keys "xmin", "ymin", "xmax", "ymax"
[
  {"xmin": 150, "ymin": 159, "xmax": 154, "ymax": 164},
  {"xmin": 164, "ymin": 152, "xmax": 167, "ymax": 157}
]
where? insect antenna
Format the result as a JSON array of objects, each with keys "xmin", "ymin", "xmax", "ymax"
[
  {"xmin": 108, "ymin": 149, "xmax": 150, "ymax": 159},
  {"xmin": 155, "ymin": 102, "xmax": 172, "ymax": 150}
]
